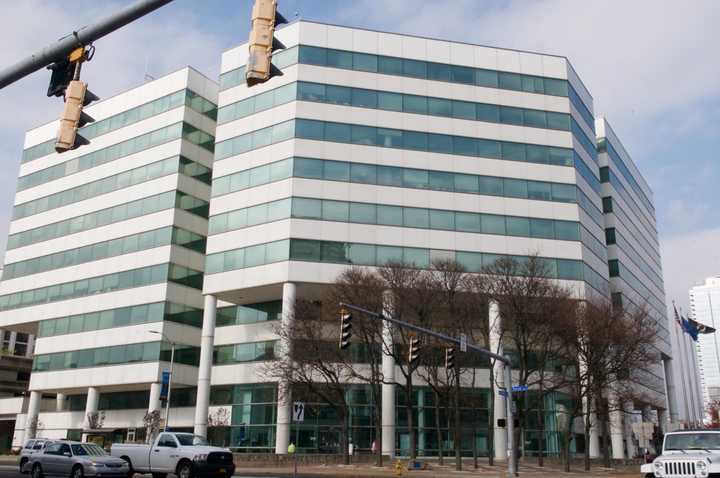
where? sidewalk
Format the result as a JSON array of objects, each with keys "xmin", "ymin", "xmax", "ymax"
[{"xmin": 231, "ymin": 461, "xmax": 641, "ymax": 477}]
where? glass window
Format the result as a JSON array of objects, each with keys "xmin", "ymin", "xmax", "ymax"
[
  {"xmin": 475, "ymin": 69, "xmax": 498, "ymax": 88},
  {"xmin": 353, "ymin": 52, "xmax": 378, "ymax": 72},
  {"xmin": 325, "ymin": 85, "xmax": 352, "ymax": 105},
  {"xmin": 557, "ymin": 259, "xmax": 582, "ymax": 280},
  {"xmin": 481, "ymin": 214, "xmax": 506, "ymax": 235},
  {"xmin": 403, "ymin": 59, "xmax": 427, "ymax": 78},
  {"xmin": 503, "ymin": 178, "xmax": 528, "ymax": 198},
  {"xmin": 296, "ymin": 119, "xmax": 324, "ymax": 140},
  {"xmin": 428, "ymin": 98, "xmax": 451, "ymax": 116},
  {"xmin": 427, "ymin": 63, "xmax": 451, "ymax": 82},
  {"xmin": 323, "ymin": 161, "xmax": 349, "ymax": 181},
  {"xmin": 294, "ymin": 158, "xmax": 323, "ymax": 179},
  {"xmin": 290, "ymin": 240, "xmax": 321, "ymax": 261},
  {"xmin": 378, "ymin": 56, "xmax": 403, "ymax": 75},
  {"xmin": 524, "ymin": 109, "xmax": 547, "ymax": 128},
  {"xmin": 349, "ymin": 203, "xmax": 376, "ymax": 224},
  {"xmin": 403, "ymin": 248, "xmax": 429, "ymax": 268},
  {"xmin": 403, "ymin": 208, "xmax": 429, "ymax": 228},
  {"xmin": 322, "ymin": 242, "xmax": 349, "ymax": 263},
  {"xmin": 451, "ymin": 65, "xmax": 475, "ymax": 84},
  {"xmin": 547, "ymin": 112, "xmax": 570, "ymax": 130},
  {"xmin": 298, "ymin": 82, "xmax": 325, "ymax": 101},
  {"xmin": 403, "ymin": 95, "xmax": 427, "ymax": 115},
  {"xmin": 556, "ymin": 221, "xmax": 580, "ymax": 241},
  {"xmin": 454, "ymin": 173, "xmax": 478, "ymax": 194},
  {"xmin": 498, "ymin": 72, "xmax": 523, "ymax": 91},
  {"xmin": 377, "ymin": 205, "xmax": 403, "ymax": 226},
  {"xmin": 324, "ymin": 122, "xmax": 351, "ymax": 143},
  {"xmin": 322, "ymin": 200, "xmax": 349, "ymax": 221},
  {"xmin": 429, "ymin": 210, "xmax": 454, "ymax": 230},
  {"xmin": 350, "ymin": 163, "xmax": 377, "ymax": 184},
  {"xmin": 326, "ymin": 49, "xmax": 352, "ymax": 68},
  {"xmin": 452, "ymin": 101, "xmax": 475, "ymax": 120},
  {"xmin": 351, "ymin": 125, "xmax": 377, "ymax": 145},
  {"xmin": 527, "ymin": 181, "xmax": 552, "ymax": 201},
  {"xmin": 530, "ymin": 218, "xmax": 554, "ymax": 239},
  {"xmin": 377, "ymin": 91, "xmax": 403, "ymax": 111},
  {"xmin": 403, "ymin": 169, "xmax": 429, "ymax": 189},
  {"xmin": 348, "ymin": 243, "xmax": 375, "ymax": 265},
  {"xmin": 453, "ymin": 137, "xmax": 477, "ymax": 156},
  {"xmin": 456, "ymin": 212, "xmax": 481, "ymax": 233},
  {"xmin": 351, "ymin": 89, "xmax": 378, "ymax": 108},
  {"xmin": 377, "ymin": 166, "xmax": 403, "ymax": 187},
  {"xmin": 377, "ymin": 128, "xmax": 403, "ymax": 148},
  {"xmin": 506, "ymin": 217, "xmax": 530, "ymax": 236},
  {"xmin": 292, "ymin": 198, "xmax": 322, "ymax": 219},
  {"xmin": 500, "ymin": 106, "xmax": 523, "ymax": 126},
  {"xmin": 427, "ymin": 133, "xmax": 453, "ymax": 155},
  {"xmin": 377, "ymin": 245, "xmax": 403, "ymax": 265},
  {"xmin": 479, "ymin": 177, "xmax": 503, "ymax": 196}
]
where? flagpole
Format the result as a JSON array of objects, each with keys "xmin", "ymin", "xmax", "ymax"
[
  {"xmin": 674, "ymin": 302, "xmax": 693, "ymax": 425},
  {"xmin": 707, "ymin": 294, "xmax": 720, "ymax": 406}
]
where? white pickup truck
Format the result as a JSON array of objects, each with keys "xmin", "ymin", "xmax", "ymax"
[
  {"xmin": 111, "ymin": 432, "xmax": 234, "ymax": 478},
  {"xmin": 641, "ymin": 429, "xmax": 720, "ymax": 477}
]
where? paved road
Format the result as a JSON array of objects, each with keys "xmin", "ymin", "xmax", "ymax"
[{"xmin": 0, "ymin": 466, "xmax": 300, "ymax": 478}]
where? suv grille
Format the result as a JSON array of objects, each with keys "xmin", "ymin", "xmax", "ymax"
[
  {"xmin": 207, "ymin": 452, "xmax": 233, "ymax": 465},
  {"xmin": 663, "ymin": 460, "xmax": 697, "ymax": 477}
]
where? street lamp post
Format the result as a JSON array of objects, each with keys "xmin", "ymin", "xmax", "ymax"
[{"xmin": 149, "ymin": 330, "xmax": 175, "ymax": 431}]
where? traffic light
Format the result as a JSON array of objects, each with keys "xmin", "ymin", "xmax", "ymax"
[
  {"xmin": 47, "ymin": 59, "xmax": 74, "ymax": 97},
  {"xmin": 245, "ymin": 0, "xmax": 287, "ymax": 86},
  {"xmin": 408, "ymin": 335, "xmax": 420, "ymax": 366},
  {"xmin": 339, "ymin": 309, "xmax": 352, "ymax": 350},
  {"xmin": 55, "ymin": 80, "xmax": 97, "ymax": 153},
  {"xmin": 444, "ymin": 347, "xmax": 455, "ymax": 370}
]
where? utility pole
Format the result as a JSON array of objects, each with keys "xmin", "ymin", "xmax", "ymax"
[
  {"xmin": 339, "ymin": 302, "xmax": 518, "ymax": 477},
  {"xmin": 0, "ymin": 0, "xmax": 174, "ymax": 90}
]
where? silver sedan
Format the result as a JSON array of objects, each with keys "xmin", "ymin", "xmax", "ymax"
[{"xmin": 27, "ymin": 441, "xmax": 130, "ymax": 478}]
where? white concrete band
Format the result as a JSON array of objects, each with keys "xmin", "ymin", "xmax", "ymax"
[
  {"xmin": 275, "ymin": 282, "xmax": 296, "ymax": 454},
  {"xmin": 194, "ymin": 294, "xmax": 217, "ymax": 437}
]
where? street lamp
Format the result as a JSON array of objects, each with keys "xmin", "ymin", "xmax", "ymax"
[{"xmin": 149, "ymin": 330, "xmax": 175, "ymax": 431}]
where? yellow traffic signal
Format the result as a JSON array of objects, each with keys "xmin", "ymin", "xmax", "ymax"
[
  {"xmin": 246, "ymin": 0, "xmax": 286, "ymax": 86},
  {"xmin": 55, "ymin": 80, "xmax": 96, "ymax": 153}
]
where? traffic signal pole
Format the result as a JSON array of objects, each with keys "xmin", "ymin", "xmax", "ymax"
[
  {"xmin": 339, "ymin": 302, "xmax": 517, "ymax": 477},
  {"xmin": 0, "ymin": 0, "xmax": 174, "ymax": 90}
]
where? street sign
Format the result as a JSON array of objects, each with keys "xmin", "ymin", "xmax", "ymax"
[
  {"xmin": 498, "ymin": 389, "xmax": 508, "ymax": 397},
  {"xmin": 292, "ymin": 402, "xmax": 305, "ymax": 422},
  {"xmin": 512, "ymin": 385, "xmax": 529, "ymax": 392},
  {"xmin": 459, "ymin": 333, "xmax": 468, "ymax": 352},
  {"xmin": 160, "ymin": 369, "xmax": 170, "ymax": 400}
]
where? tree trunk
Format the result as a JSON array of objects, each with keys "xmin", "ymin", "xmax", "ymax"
[
  {"xmin": 599, "ymin": 397, "xmax": 611, "ymax": 469},
  {"xmin": 406, "ymin": 375, "xmax": 417, "ymax": 461},
  {"xmin": 584, "ymin": 414, "xmax": 591, "ymax": 471},
  {"xmin": 434, "ymin": 390, "xmax": 444, "ymax": 466},
  {"xmin": 454, "ymin": 369, "xmax": 462, "ymax": 471},
  {"xmin": 373, "ymin": 384, "xmax": 383, "ymax": 467},
  {"xmin": 537, "ymin": 386, "xmax": 545, "ymax": 467},
  {"xmin": 341, "ymin": 408, "xmax": 350, "ymax": 465},
  {"xmin": 487, "ymin": 375, "xmax": 495, "ymax": 466},
  {"xmin": 563, "ymin": 428, "xmax": 572, "ymax": 472}
]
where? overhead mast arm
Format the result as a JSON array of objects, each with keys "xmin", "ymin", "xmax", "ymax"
[{"xmin": 0, "ymin": 0, "xmax": 174, "ymax": 90}]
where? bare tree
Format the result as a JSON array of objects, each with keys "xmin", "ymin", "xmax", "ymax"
[
  {"xmin": 555, "ymin": 296, "xmax": 658, "ymax": 471},
  {"xmin": 263, "ymin": 299, "xmax": 354, "ymax": 464},
  {"xmin": 143, "ymin": 410, "xmax": 162, "ymax": 444}
]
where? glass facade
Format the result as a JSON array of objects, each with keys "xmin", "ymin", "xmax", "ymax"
[
  {"xmin": 216, "ymin": 301, "xmax": 282, "ymax": 326},
  {"xmin": 0, "ymin": 263, "xmax": 203, "ymax": 311},
  {"xmin": 32, "ymin": 342, "xmax": 201, "ymax": 371},
  {"xmin": 18, "ymin": 123, "xmax": 214, "ymax": 192},
  {"xmin": 209, "ymin": 196, "xmax": 581, "ymax": 242},
  {"xmin": 21, "ymin": 89, "xmax": 217, "ymax": 164},
  {"xmin": 3, "ymin": 226, "xmax": 204, "ymax": 279},
  {"xmin": 214, "ymin": 341, "xmax": 278, "ymax": 365},
  {"xmin": 37, "ymin": 302, "xmax": 203, "ymax": 337}
]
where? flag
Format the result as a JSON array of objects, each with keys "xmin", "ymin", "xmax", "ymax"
[
  {"xmin": 681, "ymin": 316, "xmax": 699, "ymax": 342},
  {"xmin": 689, "ymin": 317, "xmax": 716, "ymax": 335}
]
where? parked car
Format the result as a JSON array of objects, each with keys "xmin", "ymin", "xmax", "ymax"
[
  {"xmin": 19, "ymin": 439, "xmax": 48, "ymax": 474},
  {"xmin": 640, "ymin": 429, "xmax": 720, "ymax": 477},
  {"xmin": 26, "ymin": 440, "xmax": 130, "ymax": 478},
  {"xmin": 111, "ymin": 432, "xmax": 235, "ymax": 478}
]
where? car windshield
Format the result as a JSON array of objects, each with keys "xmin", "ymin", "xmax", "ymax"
[
  {"xmin": 665, "ymin": 433, "xmax": 720, "ymax": 450},
  {"xmin": 175, "ymin": 434, "xmax": 210, "ymax": 446},
  {"xmin": 71, "ymin": 444, "xmax": 106, "ymax": 456},
  {"xmin": 32, "ymin": 442, "xmax": 44, "ymax": 450}
]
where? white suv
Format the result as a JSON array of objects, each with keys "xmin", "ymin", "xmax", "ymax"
[
  {"xmin": 642, "ymin": 430, "xmax": 720, "ymax": 477},
  {"xmin": 19, "ymin": 439, "xmax": 47, "ymax": 474}
]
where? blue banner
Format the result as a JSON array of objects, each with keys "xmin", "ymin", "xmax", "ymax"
[{"xmin": 160, "ymin": 370, "xmax": 170, "ymax": 400}]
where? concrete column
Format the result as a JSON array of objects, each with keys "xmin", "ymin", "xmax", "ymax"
[
  {"xmin": 381, "ymin": 292, "xmax": 396, "ymax": 458},
  {"xmin": 624, "ymin": 401, "xmax": 636, "ymax": 459},
  {"xmin": 608, "ymin": 387, "xmax": 624, "ymax": 459},
  {"xmin": 7, "ymin": 331, "xmax": 17, "ymax": 355},
  {"xmin": 56, "ymin": 393, "xmax": 66, "ymax": 412},
  {"xmin": 489, "ymin": 300, "xmax": 507, "ymax": 462},
  {"xmin": 83, "ymin": 387, "xmax": 99, "ymax": 430},
  {"xmin": 148, "ymin": 383, "xmax": 162, "ymax": 412},
  {"xmin": 194, "ymin": 295, "xmax": 217, "ymax": 437},
  {"xmin": 25, "ymin": 391, "xmax": 41, "ymax": 438},
  {"xmin": 275, "ymin": 282, "xmax": 296, "ymax": 454},
  {"xmin": 26, "ymin": 334, "xmax": 35, "ymax": 358},
  {"xmin": 659, "ymin": 409, "xmax": 670, "ymax": 434}
]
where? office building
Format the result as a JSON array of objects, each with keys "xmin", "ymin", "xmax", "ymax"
[{"xmin": 691, "ymin": 277, "xmax": 720, "ymax": 415}]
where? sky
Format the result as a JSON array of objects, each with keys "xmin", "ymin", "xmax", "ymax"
[{"xmin": 0, "ymin": 0, "xmax": 718, "ymax": 316}]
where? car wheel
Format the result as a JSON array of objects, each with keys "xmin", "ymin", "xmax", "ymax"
[
  {"xmin": 71, "ymin": 465, "xmax": 84, "ymax": 478},
  {"xmin": 177, "ymin": 461, "xmax": 194, "ymax": 478},
  {"xmin": 19, "ymin": 458, "xmax": 28, "ymax": 474},
  {"xmin": 32, "ymin": 463, "xmax": 43, "ymax": 478},
  {"xmin": 120, "ymin": 456, "xmax": 134, "ymax": 478}
]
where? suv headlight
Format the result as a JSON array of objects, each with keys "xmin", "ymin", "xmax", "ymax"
[
  {"xmin": 193, "ymin": 454, "xmax": 207, "ymax": 462},
  {"xmin": 697, "ymin": 460, "xmax": 708, "ymax": 475},
  {"xmin": 653, "ymin": 461, "xmax": 664, "ymax": 476}
]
